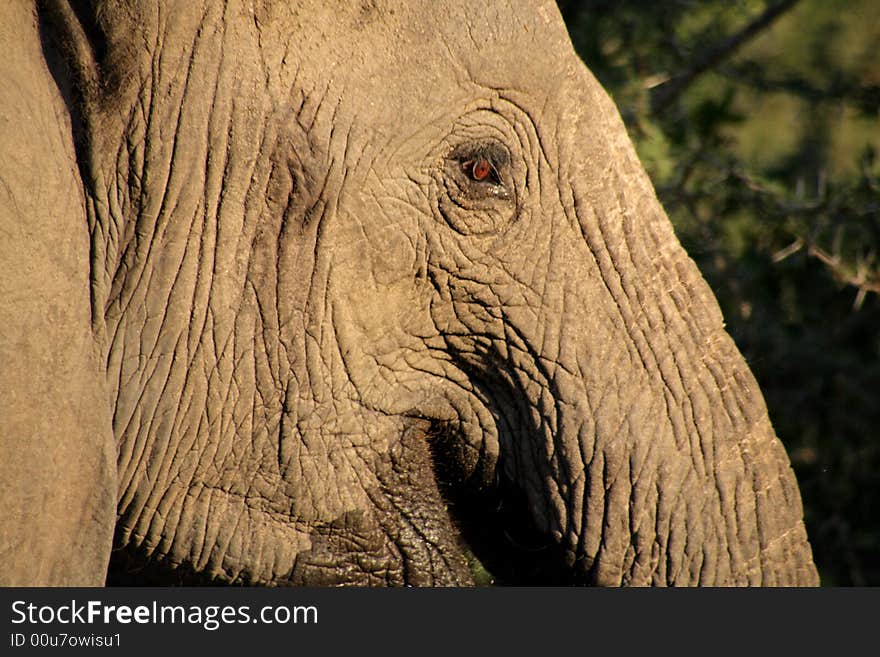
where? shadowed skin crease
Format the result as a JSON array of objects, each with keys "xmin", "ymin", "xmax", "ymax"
[{"xmin": 0, "ymin": 0, "xmax": 818, "ymax": 586}]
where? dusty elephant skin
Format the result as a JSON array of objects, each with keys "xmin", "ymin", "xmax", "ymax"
[{"xmin": 0, "ymin": 1, "xmax": 819, "ymax": 586}]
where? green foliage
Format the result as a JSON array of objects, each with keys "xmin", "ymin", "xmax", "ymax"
[{"xmin": 560, "ymin": 0, "xmax": 880, "ymax": 585}]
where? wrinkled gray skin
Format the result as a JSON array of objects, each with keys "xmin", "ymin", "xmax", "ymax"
[{"xmin": 0, "ymin": 0, "xmax": 818, "ymax": 586}]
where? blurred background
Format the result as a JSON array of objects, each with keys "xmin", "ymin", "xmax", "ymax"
[{"xmin": 557, "ymin": 0, "xmax": 880, "ymax": 585}]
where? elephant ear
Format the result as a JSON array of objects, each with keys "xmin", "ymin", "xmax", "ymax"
[{"xmin": 0, "ymin": 3, "xmax": 116, "ymax": 585}]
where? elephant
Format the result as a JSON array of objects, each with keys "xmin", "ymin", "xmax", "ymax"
[{"xmin": 0, "ymin": 0, "xmax": 819, "ymax": 587}]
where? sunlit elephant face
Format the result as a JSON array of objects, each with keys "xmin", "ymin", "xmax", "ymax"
[{"xmin": 0, "ymin": 0, "xmax": 817, "ymax": 587}]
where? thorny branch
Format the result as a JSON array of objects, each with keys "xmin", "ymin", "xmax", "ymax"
[
  {"xmin": 732, "ymin": 166, "xmax": 880, "ymax": 310},
  {"xmin": 773, "ymin": 238, "xmax": 880, "ymax": 310}
]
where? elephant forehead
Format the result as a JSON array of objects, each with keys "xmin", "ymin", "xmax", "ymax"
[{"xmin": 273, "ymin": 0, "xmax": 582, "ymax": 127}]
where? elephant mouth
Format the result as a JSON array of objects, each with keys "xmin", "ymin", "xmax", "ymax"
[{"xmin": 427, "ymin": 419, "xmax": 579, "ymax": 585}]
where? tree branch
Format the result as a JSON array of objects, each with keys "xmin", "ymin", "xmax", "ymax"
[
  {"xmin": 650, "ymin": 0, "xmax": 803, "ymax": 113},
  {"xmin": 720, "ymin": 62, "xmax": 880, "ymax": 114}
]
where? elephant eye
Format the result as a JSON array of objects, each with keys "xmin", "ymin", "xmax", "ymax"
[
  {"xmin": 463, "ymin": 158, "xmax": 493, "ymax": 182},
  {"xmin": 460, "ymin": 157, "xmax": 500, "ymax": 184},
  {"xmin": 443, "ymin": 141, "xmax": 512, "ymax": 202}
]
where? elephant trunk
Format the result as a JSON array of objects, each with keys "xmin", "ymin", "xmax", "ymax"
[{"xmin": 451, "ymin": 81, "xmax": 818, "ymax": 586}]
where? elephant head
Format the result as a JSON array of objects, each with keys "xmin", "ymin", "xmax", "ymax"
[{"xmin": 0, "ymin": 0, "xmax": 818, "ymax": 586}]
